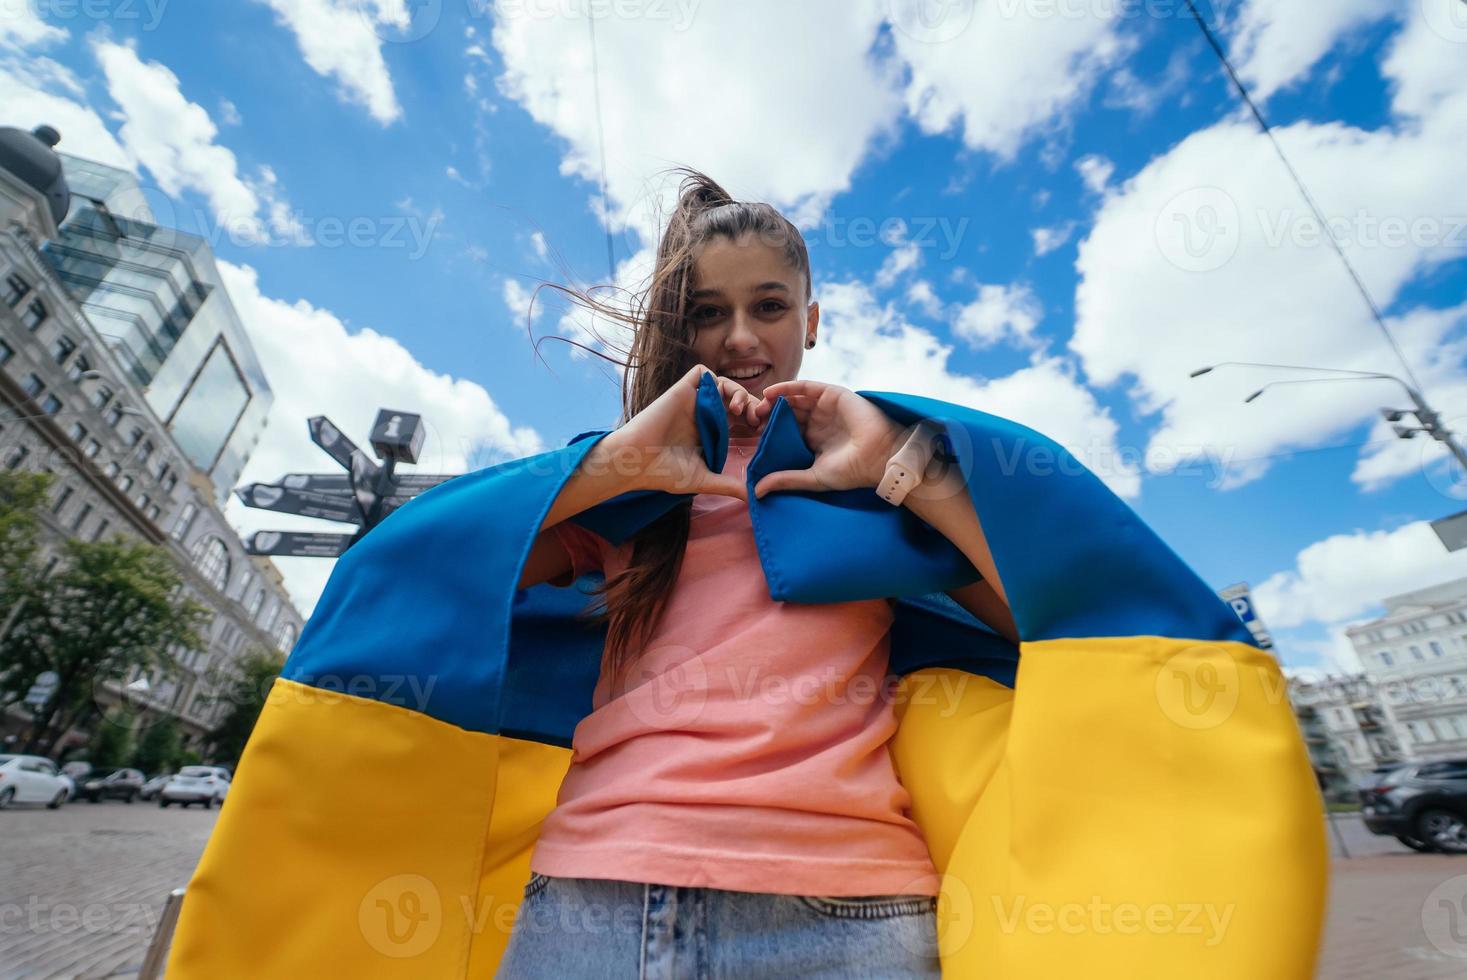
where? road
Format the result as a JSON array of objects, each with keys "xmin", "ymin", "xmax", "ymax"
[
  {"xmin": 2, "ymin": 806, "xmax": 1467, "ymax": 977},
  {"xmin": 0, "ymin": 798, "xmax": 212, "ymax": 980}
]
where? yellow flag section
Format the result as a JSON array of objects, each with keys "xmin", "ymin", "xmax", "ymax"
[
  {"xmin": 168, "ymin": 640, "xmax": 1321, "ymax": 978},
  {"xmin": 890, "ymin": 641, "xmax": 1324, "ymax": 979}
]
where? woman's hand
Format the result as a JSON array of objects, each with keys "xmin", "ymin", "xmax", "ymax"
[
  {"xmin": 750, "ymin": 380, "xmax": 907, "ymax": 500},
  {"xmin": 598, "ymin": 364, "xmax": 765, "ymax": 500}
]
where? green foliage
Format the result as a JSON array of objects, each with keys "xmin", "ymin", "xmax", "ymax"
[
  {"xmin": 0, "ymin": 473, "xmax": 212, "ymax": 756},
  {"xmin": 88, "ymin": 706, "xmax": 136, "ymax": 769},
  {"xmin": 205, "ymin": 645, "xmax": 285, "ymax": 767},
  {"xmin": 132, "ymin": 714, "xmax": 183, "ymax": 774}
]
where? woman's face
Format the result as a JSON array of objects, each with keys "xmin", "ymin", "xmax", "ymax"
[{"xmin": 687, "ymin": 233, "xmax": 818, "ymax": 408}]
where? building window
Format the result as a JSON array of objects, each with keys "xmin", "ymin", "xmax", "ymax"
[
  {"xmin": 1410, "ymin": 721, "xmax": 1437, "ymax": 743},
  {"xmin": 68, "ymin": 422, "xmax": 86, "ymax": 443},
  {"xmin": 262, "ymin": 599, "xmax": 280, "ymax": 633},
  {"xmin": 50, "ymin": 335, "xmax": 76, "ymax": 364},
  {"xmin": 22, "ymin": 373, "xmax": 43, "ymax": 398},
  {"xmin": 22, "ymin": 299, "xmax": 46, "ymax": 331},
  {"xmin": 103, "ymin": 460, "xmax": 119, "ymax": 479},
  {"xmin": 127, "ymin": 426, "xmax": 143, "ymax": 447},
  {"xmin": 247, "ymin": 588, "xmax": 264, "ymax": 619},
  {"xmin": 72, "ymin": 502, "xmax": 92, "ymax": 531},
  {"xmin": 52, "ymin": 485, "xmax": 73, "ymax": 515},
  {"xmin": 135, "ymin": 440, "xmax": 153, "ymax": 466},
  {"xmin": 1381, "ymin": 651, "xmax": 1395, "ymax": 666},
  {"xmin": 3, "ymin": 273, "xmax": 29, "ymax": 306},
  {"xmin": 83, "ymin": 438, "xmax": 100, "ymax": 459},
  {"xmin": 91, "ymin": 385, "xmax": 112, "ymax": 411},
  {"xmin": 191, "ymin": 535, "xmax": 232, "ymax": 593},
  {"xmin": 1432, "ymin": 641, "xmax": 1444, "ymax": 657},
  {"xmin": 4, "ymin": 445, "xmax": 29, "ymax": 470},
  {"xmin": 40, "ymin": 395, "xmax": 61, "ymax": 415},
  {"xmin": 91, "ymin": 518, "xmax": 110, "ymax": 542},
  {"xmin": 1412, "ymin": 646, "xmax": 1424, "ymax": 661},
  {"xmin": 171, "ymin": 501, "xmax": 198, "ymax": 541},
  {"xmin": 134, "ymin": 492, "xmax": 148, "ymax": 510},
  {"xmin": 145, "ymin": 503, "xmax": 160, "ymax": 522},
  {"xmin": 0, "ymin": 339, "xmax": 12, "ymax": 365},
  {"xmin": 105, "ymin": 404, "xmax": 123, "ymax": 427},
  {"xmin": 119, "ymin": 475, "xmax": 133, "ymax": 493},
  {"xmin": 164, "ymin": 472, "xmax": 178, "ymax": 494},
  {"xmin": 276, "ymin": 622, "xmax": 298, "ymax": 653},
  {"xmin": 66, "ymin": 354, "xmax": 90, "ymax": 383}
]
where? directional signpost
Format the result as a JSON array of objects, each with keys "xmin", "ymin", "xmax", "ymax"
[{"xmin": 238, "ymin": 409, "xmax": 458, "ymax": 558}]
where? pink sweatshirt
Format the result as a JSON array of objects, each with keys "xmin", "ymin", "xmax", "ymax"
[{"xmin": 528, "ymin": 434, "xmax": 940, "ymax": 897}]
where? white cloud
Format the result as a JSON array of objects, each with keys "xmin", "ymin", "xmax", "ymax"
[
  {"xmin": 93, "ymin": 39, "xmax": 298, "ymax": 242},
  {"xmin": 905, "ymin": 279, "xmax": 945, "ymax": 318},
  {"xmin": 1075, "ymin": 153, "xmax": 1113, "ymax": 195},
  {"xmin": 219, "ymin": 260, "xmax": 544, "ymax": 615},
  {"xmin": 0, "ymin": 2, "xmax": 66, "ymax": 48},
  {"xmin": 1070, "ymin": 11, "xmax": 1467, "ymax": 490},
  {"xmin": 492, "ymin": 0, "xmax": 902, "ymax": 241},
  {"xmin": 891, "ymin": 0, "xmax": 1127, "ymax": 160},
  {"xmin": 1229, "ymin": 0, "xmax": 1399, "ymax": 102},
  {"xmin": 0, "ymin": 59, "xmax": 130, "ymax": 168},
  {"xmin": 1253, "ymin": 521, "xmax": 1467, "ymax": 631},
  {"xmin": 808, "ymin": 280, "xmax": 1138, "ymax": 498},
  {"xmin": 876, "ymin": 241, "xmax": 921, "ymax": 287},
  {"xmin": 1032, "ymin": 221, "xmax": 1076, "ymax": 256},
  {"xmin": 953, "ymin": 282, "xmax": 1043, "ymax": 349},
  {"xmin": 254, "ymin": 0, "xmax": 403, "ymax": 124}
]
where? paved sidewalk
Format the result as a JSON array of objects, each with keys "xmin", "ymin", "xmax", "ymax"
[{"xmin": 0, "ymin": 801, "xmax": 213, "ymax": 980}]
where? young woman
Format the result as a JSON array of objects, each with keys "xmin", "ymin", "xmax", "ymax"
[{"xmin": 497, "ymin": 170, "xmax": 1018, "ymax": 978}]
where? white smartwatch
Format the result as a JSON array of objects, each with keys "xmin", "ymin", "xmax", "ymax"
[{"xmin": 876, "ymin": 422, "xmax": 941, "ymax": 506}]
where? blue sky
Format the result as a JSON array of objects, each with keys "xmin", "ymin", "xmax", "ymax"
[{"xmin": 3, "ymin": 0, "xmax": 1465, "ymax": 673}]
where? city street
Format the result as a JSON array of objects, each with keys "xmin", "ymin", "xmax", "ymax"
[
  {"xmin": 0, "ymin": 800, "xmax": 212, "ymax": 980},
  {"xmin": 1, "ymin": 806, "xmax": 1466, "ymax": 978}
]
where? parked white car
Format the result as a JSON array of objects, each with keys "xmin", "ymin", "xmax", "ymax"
[
  {"xmin": 0, "ymin": 754, "xmax": 71, "ymax": 809},
  {"xmin": 159, "ymin": 766, "xmax": 230, "ymax": 809}
]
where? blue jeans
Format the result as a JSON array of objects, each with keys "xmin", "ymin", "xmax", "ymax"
[{"xmin": 494, "ymin": 873, "xmax": 942, "ymax": 979}]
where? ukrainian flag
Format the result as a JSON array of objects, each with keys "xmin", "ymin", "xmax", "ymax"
[{"xmin": 166, "ymin": 374, "xmax": 1326, "ymax": 978}]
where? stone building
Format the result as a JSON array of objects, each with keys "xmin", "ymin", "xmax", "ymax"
[{"xmin": 0, "ymin": 125, "xmax": 302, "ymax": 759}]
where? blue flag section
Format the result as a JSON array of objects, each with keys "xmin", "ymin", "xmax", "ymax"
[{"xmin": 166, "ymin": 372, "xmax": 1326, "ymax": 978}]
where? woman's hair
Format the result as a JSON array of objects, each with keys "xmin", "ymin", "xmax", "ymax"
[{"xmin": 530, "ymin": 168, "xmax": 810, "ymax": 686}]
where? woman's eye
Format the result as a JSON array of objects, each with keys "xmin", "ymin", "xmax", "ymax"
[
  {"xmin": 758, "ymin": 301, "xmax": 787, "ymax": 315},
  {"xmin": 690, "ymin": 305, "xmax": 722, "ymax": 321}
]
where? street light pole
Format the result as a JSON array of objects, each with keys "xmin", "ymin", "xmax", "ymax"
[{"xmin": 1191, "ymin": 361, "xmax": 1467, "ymax": 472}]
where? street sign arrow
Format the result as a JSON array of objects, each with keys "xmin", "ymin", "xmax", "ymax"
[
  {"xmin": 235, "ymin": 483, "xmax": 361, "ymax": 523},
  {"xmin": 280, "ymin": 472, "xmax": 351, "ymax": 493},
  {"xmin": 246, "ymin": 530, "xmax": 354, "ymax": 558},
  {"xmin": 309, "ymin": 416, "xmax": 373, "ymax": 472}
]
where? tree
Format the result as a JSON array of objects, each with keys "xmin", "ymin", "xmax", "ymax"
[
  {"xmin": 10, "ymin": 535, "xmax": 210, "ymax": 757},
  {"xmin": 133, "ymin": 714, "xmax": 183, "ymax": 774},
  {"xmin": 88, "ymin": 706, "xmax": 136, "ymax": 768},
  {"xmin": 205, "ymin": 646, "xmax": 284, "ymax": 767},
  {"xmin": 0, "ymin": 471, "xmax": 51, "ymax": 706}
]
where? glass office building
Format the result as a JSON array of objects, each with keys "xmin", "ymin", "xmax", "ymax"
[{"xmin": 40, "ymin": 155, "xmax": 271, "ymax": 500}]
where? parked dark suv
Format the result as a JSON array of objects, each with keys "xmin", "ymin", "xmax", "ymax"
[
  {"xmin": 1359, "ymin": 759, "xmax": 1467, "ymax": 853},
  {"xmin": 76, "ymin": 767, "xmax": 145, "ymax": 803}
]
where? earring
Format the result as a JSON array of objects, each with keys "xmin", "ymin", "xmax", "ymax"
[{"xmin": 805, "ymin": 338, "xmax": 816, "ymax": 349}]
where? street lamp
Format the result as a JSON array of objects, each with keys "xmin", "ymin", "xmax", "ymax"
[{"xmin": 1191, "ymin": 361, "xmax": 1467, "ymax": 471}]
